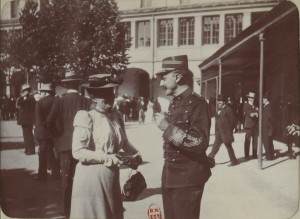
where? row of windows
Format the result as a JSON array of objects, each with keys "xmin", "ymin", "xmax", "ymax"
[
  {"xmin": 140, "ymin": 0, "xmax": 191, "ymax": 8},
  {"xmin": 124, "ymin": 14, "xmax": 243, "ymax": 48}
]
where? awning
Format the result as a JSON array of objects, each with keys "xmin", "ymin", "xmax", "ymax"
[{"xmin": 198, "ymin": 0, "xmax": 298, "ymax": 81}]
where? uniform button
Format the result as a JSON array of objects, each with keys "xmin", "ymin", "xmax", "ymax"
[
  {"xmin": 172, "ymin": 105, "xmax": 175, "ymax": 108},
  {"xmin": 177, "ymin": 151, "xmax": 180, "ymax": 153},
  {"xmin": 189, "ymin": 101, "xmax": 192, "ymax": 103},
  {"xmin": 172, "ymin": 159, "xmax": 175, "ymax": 162},
  {"xmin": 168, "ymin": 112, "xmax": 171, "ymax": 115},
  {"xmin": 185, "ymin": 130, "xmax": 188, "ymax": 132},
  {"xmin": 185, "ymin": 110, "xmax": 188, "ymax": 113},
  {"xmin": 186, "ymin": 120, "xmax": 189, "ymax": 123}
]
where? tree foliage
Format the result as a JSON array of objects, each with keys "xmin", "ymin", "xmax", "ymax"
[{"xmin": 5, "ymin": 0, "xmax": 129, "ymax": 83}]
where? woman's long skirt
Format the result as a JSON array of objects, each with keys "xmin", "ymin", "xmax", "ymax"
[{"xmin": 70, "ymin": 163, "xmax": 123, "ymax": 219}]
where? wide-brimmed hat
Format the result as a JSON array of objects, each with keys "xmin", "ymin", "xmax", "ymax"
[
  {"xmin": 217, "ymin": 94, "xmax": 226, "ymax": 102},
  {"xmin": 84, "ymin": 74, "xmax": 122, "ymax": 99},
  {"xmin": 156, "ymin": 55, "xmax": 189, "ymax": 76},
  {"xmin": 61, "ymin": 69, "xmax": 82, "ymax": 82},
  {"xmin": 246, "ymin": 92, "xmax": 256, "ymax": 99},
  {"xmin": 84, "ymin": 74, "xmax": 123, "ymax": 89},
  {"xmin": 21, "ymin": 84, "xmax": 31, "ymax": 92},
  {"xmin": 39, "ymin": 83, "xmax": 54, "ymax": 92}
]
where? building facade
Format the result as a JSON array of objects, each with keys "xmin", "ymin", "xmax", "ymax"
[{"xmin": 1, "ymin": 0, "xmax": 280, "ymax": 101}]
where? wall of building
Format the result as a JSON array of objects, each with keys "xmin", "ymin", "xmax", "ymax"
[{"xmin": 119, "ymin": 1, "xmax": 275, "ymax": 97}]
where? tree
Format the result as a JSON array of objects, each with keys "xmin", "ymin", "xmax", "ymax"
[{"xmin": 8, "ymin": 0, "xmax": 130, "ymax": 83}]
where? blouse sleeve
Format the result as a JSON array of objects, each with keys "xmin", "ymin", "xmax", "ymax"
[{"xmin": 72, "ymin": 110, "xmax": 121, "ymax": 166}]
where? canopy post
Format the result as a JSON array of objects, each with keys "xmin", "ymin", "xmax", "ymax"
[
  {"xmin": 258, "ymin": 33, "xmax": 265, "ymax": 170},
  {"xmin": 218, "ymin": 59, "xmax": 222, "ymax": 94}
]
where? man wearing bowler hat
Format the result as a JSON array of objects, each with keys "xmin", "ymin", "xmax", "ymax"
[
  {"xmin": 34, "ymin": 83, "xmax": 60, "ymax": 181},
  {"xmin": 154, "ymin": 55, "xmax": 212, "ymax": 219},
  {"xmin": 208, "ymin": 94, "xmax": 239, "ymax": 166},
  {"xmin": 46, "ymin": 70, "xmax": 91, "ymax": 217},
  {"xmin": 16, "ymin": 84, "xmax": 36, "ymax": 155},
  {"xmin": 243, "ymin": 92, "xmax": 259, "ymax": 160}
]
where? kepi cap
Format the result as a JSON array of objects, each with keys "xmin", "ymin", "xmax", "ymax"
[{"xmin": 156, "ymin": 55, "xmax": 189, "ymax": 76}]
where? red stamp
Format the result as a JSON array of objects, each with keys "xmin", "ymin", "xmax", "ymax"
[{"xmin": 147, "ymin": 203, "xmax": 162, "ymax": 219}]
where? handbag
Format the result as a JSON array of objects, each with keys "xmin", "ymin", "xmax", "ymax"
[{"xmin": 122, "ymin": 169, "xmax": 147, "ymax": 201}]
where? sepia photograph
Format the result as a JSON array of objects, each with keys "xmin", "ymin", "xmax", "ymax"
[{"xmin": 0, "ymin": 0, "xmax": 299, "ymax": 219}]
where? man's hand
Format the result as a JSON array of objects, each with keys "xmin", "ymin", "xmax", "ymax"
[{"xmin": 154, "ymin": 112, "xmax": 169, "ymax": 131}]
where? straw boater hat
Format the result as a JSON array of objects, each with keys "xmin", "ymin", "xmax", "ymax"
[
  {"xmin": 61, "ymin": 69, "xmax": 82, "ymax": 82},
  {"xmin": 39, "ymin": 83, "xmax": 54, "ymax": 92},
  {"xmin": 155, "ymin": 55, "xmax": 189, "ymax": 76},
  {"xmin": 246, "ymin": 92, "xmax": 256, "ymax": 99},
  {"xmin": 21, "ymin": 84, "xmax": 31, "ymax": 92}
]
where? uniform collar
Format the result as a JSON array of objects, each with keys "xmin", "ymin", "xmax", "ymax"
[{"xmin": 173, "ymin": 88, "xmax": 192, "ymax": 101}]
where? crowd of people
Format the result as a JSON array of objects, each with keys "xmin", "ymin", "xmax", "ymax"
[
  {"xmin": 0, "ymin": 95, "xmax": 17, "ymax": 120},
  {"xmin": 113, "ymin": 95, "xmax": 161, "ymax": 124},
  {"xmin": 6, "ymin": 55, "xmax": 298, "ymax": 219}
]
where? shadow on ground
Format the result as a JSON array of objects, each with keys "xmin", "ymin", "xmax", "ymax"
[{"xmin": 0, "ymin": 168, "xmax": 63, "ymax": 218}]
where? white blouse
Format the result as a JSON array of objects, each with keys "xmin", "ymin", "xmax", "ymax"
[{"xmin": 72, "ymin": 109, "xmax": 138, "ymax": 166}]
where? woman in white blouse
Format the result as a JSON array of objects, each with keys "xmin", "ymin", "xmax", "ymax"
[{"xmin": 70, "ymin": 74, "xmax": 142, "ymax": 219}]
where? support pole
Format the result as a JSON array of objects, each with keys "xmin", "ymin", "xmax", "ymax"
[
  {"xmin": 258, "ymin": 33, "xmax": 265, "ymax": 170},
  {"xmin": 218, "ymin": 59, "xmax": 222, "ymax": 94}
]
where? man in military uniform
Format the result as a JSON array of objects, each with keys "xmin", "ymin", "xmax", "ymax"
[{"xmin": 154, "ymin": 55, "xmax": 212, "ymax": 219}]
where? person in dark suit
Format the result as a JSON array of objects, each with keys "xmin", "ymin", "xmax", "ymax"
[
  {"xmin": 16, "ymin": 84, "xmax": 36, "ymax": 155},
  {"xmin": 243, "ymin": 92, "xmax": 259, "ymax": 160},
  {"xmin": 34, "ymin": 83, "xmax": 60, "ymax": 181},
  {"xmin": 154, "ymin": 55, "xmax": 212, "ymax": 219},
  {"xmin": 262, "ymin": 94, "xmax": 275, "ymax": 160},
  {"xmin": 46, "ymin": 70, "xmax": 91, "ymax": 217},
  {"xmin": 208, "ymin": 94, "xmax": 239, "ymax": 166}
]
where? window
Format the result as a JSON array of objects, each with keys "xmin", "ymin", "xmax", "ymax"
[
  {"xmin": 11, "ymin": 0, "xmax": 18, "ymax": 18},
  {"xmin": 180, "ymin": 0, "xmax": 190, "ymax": 4},
  {"xmin": 141, "ymin": 0, "xmax": 151, "ymax": 8},
  {"xmin": 202, "ymin": 16, "xmax": 220, "ymax": 45},
  {"xmin": 158, "ymin": 19, "xmax": 173, "ymax": 47},
  {"xmin": 179, "ymin": 17, "xmax": 194, "ymax": 46},
  {"xmin": 225, "ymin": 14, "xmax": 243, "ymax": 43},
  {"xmin": 124, "ymin": 22, "xmax": 132, "ymax": 47},
  {"xmin": 136, "ymin": 21, "xmax": 151, "ymax": 48}
]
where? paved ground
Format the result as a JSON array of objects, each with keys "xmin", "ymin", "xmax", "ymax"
[{"xmin": 1, "ymin": 120, "xmax": 300, "ymax": 219}]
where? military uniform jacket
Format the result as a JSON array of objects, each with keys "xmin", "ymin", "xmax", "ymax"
[
  {"xmin": 46, "ymin": 92, "xmax": 91, "ymax": 153},
  {"xmin": 243, "ymin": 102, "xmax": 258, "ymax": 129},
  {"xmin": 162, "ymin": 88, "xmax": 211, "ymax": 188}
]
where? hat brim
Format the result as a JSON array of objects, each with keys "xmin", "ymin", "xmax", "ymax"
[
  {"xmin": 155, "ymin": 68, "xmax": 176, "ymax": 76},
  {"xmin": 247, "ymin": 95, "xmax": 256, "ymax": 98},
  {"xmin": 83, "ymin": 83, "xmax": 119, "ymax": 89},
  {"xmin": 61, "ymin": 78, "xmax": 82, "ymax": 82}
]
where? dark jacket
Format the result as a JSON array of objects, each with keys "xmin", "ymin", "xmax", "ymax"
[
  {"xmin": 46, "ymin": 92, "xmax": 91, "ymax": 153},
  {"xmin": 16, "ymin": 95, "xmax": 36, "ymax": 126},
  {"xmin": 243, "ymin": 102, "xmax": 258, "ymax": 129},
  {"xmin": 262, "ymin": 103, "xmax": 273, "ymax": 136},
  {"xmin": 35, "ymin": 95, "xmax": 56, "ymax": 140},
  {"xmin": 215, "ymin": 105, "xmax": 235, "ymax": 144},
  {"xmin": 162, "ymin": 88, "xmax": 211, "ymax": 188}
]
